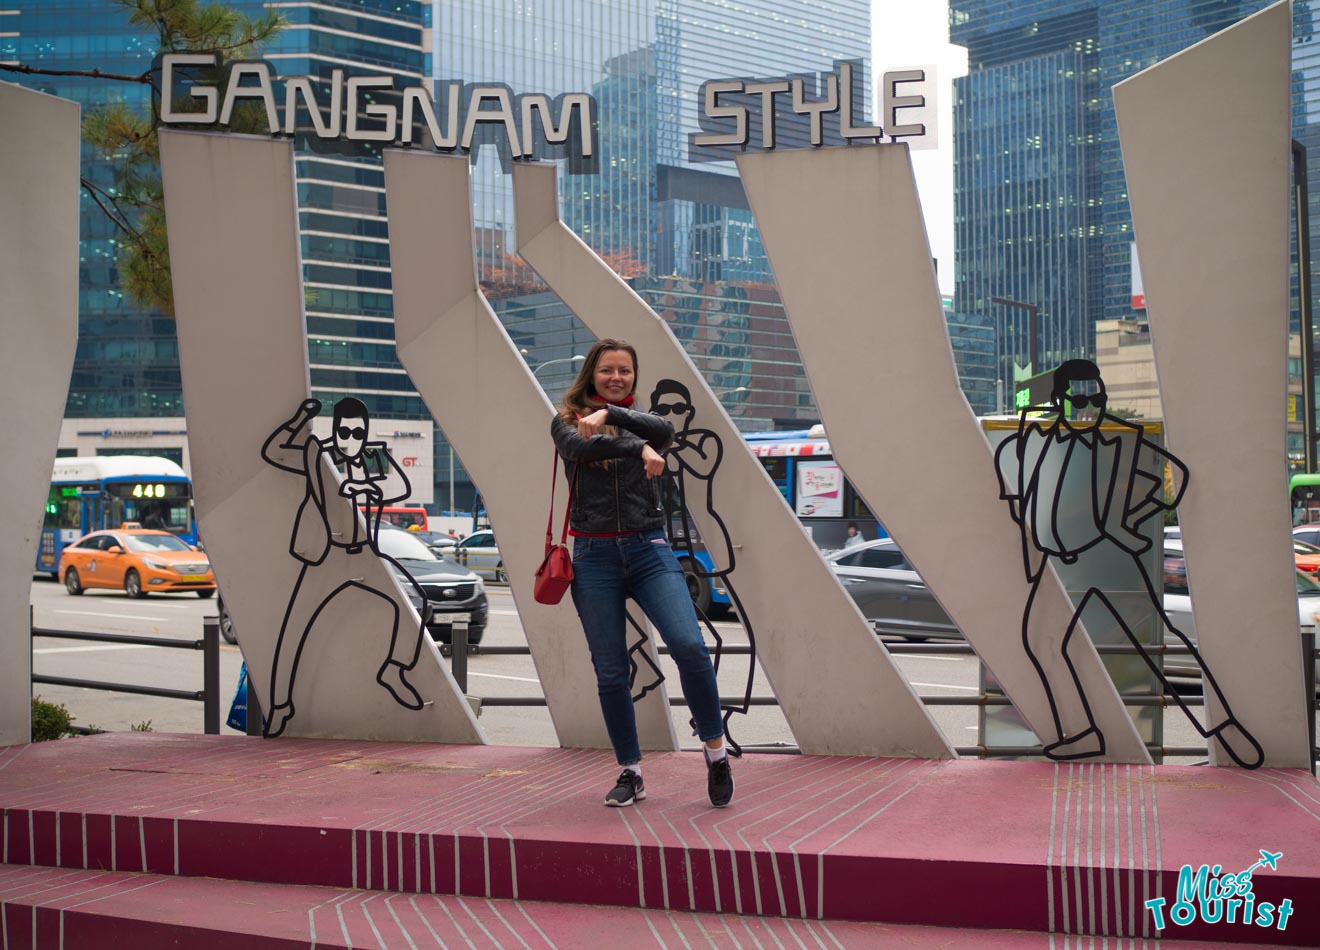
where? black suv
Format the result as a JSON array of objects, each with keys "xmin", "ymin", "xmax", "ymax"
[{"xmin": 375, "ymin": 523, "xmax": 489, "ymax": 644}]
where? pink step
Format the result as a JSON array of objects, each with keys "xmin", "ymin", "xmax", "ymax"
[
  {"xmin": 0, "ymin": 734, "xmax": 1315, "ymax": 945},
  {"xmin": 0, "ymin": 864, "xmax": 1290, "ymax": 950}
]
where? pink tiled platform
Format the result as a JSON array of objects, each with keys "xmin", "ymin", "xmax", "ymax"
[
  {"xmin": 0, "ymin": 864, "xmax": 1289, "ymax": 950},
  {"xmin": 0, "ymin": 734, "xmax": 1316, "ymax": 946}
]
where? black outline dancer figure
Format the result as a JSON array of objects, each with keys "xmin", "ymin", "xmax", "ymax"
[
  {"xmin": 649, "ymin": 379, "xmax": 757, "ymax": 754},
  {"xmin": 995, "ymin": 359, "xmax": 1264, "ymax": 768},
  {"xmin": 261, "ymin": 397, "xmax": 432, "ymax": 737}
]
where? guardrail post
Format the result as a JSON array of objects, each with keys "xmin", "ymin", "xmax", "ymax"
[
  {"xmin": 1304, "ymin": 626, "xmax": 1317, "ymax": 777},
  {"xmin": 451, "ymin": 621, "xmax": 469, "ymax": 694},
  {"xmin": 202, "ymin": 617, "xmax": 220, "ymax": 735}
]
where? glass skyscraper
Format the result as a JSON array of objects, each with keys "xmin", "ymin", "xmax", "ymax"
[
  {"xmin": 434, "ymin": 0, "xmax": 874, "ymax": 429},
  {"xmin": 955, "ymin": 0, "xmax": 1314, "ymax": 448},
  {"xmin": 950, "ymin": 0, "xmax": 1316, "ymax": 442},
  {"xmin": 6, "ymin": 0, "xmax": 888, "ymax": 505},
  {"xmin": 9, "ymin": 0, "xmax": 1004, "ymax": 504},
  {"xmin": 2, "ymin": 2, "xmax": 178, "ymax": 419}
]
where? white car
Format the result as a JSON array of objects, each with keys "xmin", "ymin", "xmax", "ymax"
[
  {"xmin": 1162, "ymin": 538, "xmax": 1320, "ymax": 686},
  {"xmin": 453, "ymin": 529, "xmax": 505, "ymax": 583}
]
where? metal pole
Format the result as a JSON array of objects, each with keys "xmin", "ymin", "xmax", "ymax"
[
  {"xmin": 991, "ymin": 296, "xmax": 1041, "ymax": 397},
  {"xmin": 1028, "ymin": 303, "xmax": 1039, "ymax": 373},
  {"xmin": 28, "ymin": 605, "xmax": 33, "ymax": 742},
  {"xmin": 1304, "ymin": 627, "xmax": 1316, "ymax": 776},
  {"xmin": 451, "ymin": 621, "xmax": 469, "ymax": 694},
  {"xmin": 1294, "ymin": 140, "xmax": 1316, "ymax": 473},
  {"xmin": 202, "ymin": 617, "xmax": 220, "ymax": 735},
  {"xmin": 448, "ymin": 442, "xmax": 455, "ymax": 516}
]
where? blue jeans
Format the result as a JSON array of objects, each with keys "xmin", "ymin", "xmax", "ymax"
[{"xmin": 570, "ymin": 528, "xmax": 723, "ymax": 766}]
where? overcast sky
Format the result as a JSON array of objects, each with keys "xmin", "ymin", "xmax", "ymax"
[{"xmin": 872, "ymin": 0, "xmax": 967, "ymax": 296}]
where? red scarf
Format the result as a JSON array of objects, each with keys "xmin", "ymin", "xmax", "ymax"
[
  {"xmin": 586, "ymin": 393, "xmax": 635, "ymax": 409},
  {"xmin": 578, "ymin": 393, "xmax": 635, "ymax": 419}
]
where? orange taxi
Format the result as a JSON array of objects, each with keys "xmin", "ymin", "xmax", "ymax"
[{"xmin": 59, "ymin": 528, "xmax": 216, "ymax": 599}]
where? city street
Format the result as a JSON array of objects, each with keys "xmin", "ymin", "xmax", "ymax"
[{"xmin": 29, "ymin": 575, "xmax": 1251, "ymax": 763}]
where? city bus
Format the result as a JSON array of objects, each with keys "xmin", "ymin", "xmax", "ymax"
[
  {"xmin": 670, "ymin": 426, "xmax": 887, "ymax": 615},
  {"xmin": 37, "ymin": 456, "xmax": 198, "ymax": 575},
  {"xmin": 1291, "ymin": 473, "xmax": 1320, "ymax": 525},
  {"xmin": 742, "ymin": 426, "xmax": 886, "ymax": 549},
  {"xmin": 371, "ymin": 506, "xmax": 428, "ymax": 531}
]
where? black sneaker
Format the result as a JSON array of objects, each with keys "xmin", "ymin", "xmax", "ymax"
[
  {"xmin": 605, "ymin": 769, "xmax": 645, "ymax": 807},
  {"xmin": 706, "ymin": 751, "xmax": 734, "ymax": 808}
]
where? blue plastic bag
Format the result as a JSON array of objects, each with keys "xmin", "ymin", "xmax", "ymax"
[{"xmin": 227, "ymin": 662, "xmax": 249, "ymax": 732}]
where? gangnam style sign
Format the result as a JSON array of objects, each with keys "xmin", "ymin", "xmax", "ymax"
[{"xmin": 155, "ymin": 52, "xmax": 599, "ymax": 172}]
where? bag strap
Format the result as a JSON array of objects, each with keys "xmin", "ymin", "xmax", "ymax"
[{"xmin": 546, "ymin": 449, "xmax": 577, "ymax": 549}]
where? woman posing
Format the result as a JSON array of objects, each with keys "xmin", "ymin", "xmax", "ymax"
[{"xmin": 550, "ymin": 339, "xmax": 733, "ymax": 808}]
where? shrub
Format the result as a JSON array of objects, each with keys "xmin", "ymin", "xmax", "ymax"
[{"xmin": 31, "ymin": 697, "xmax": 74, "ymax": 742}]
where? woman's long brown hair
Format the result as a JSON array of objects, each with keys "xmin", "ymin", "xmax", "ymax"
[
  {"xmin": 558, "ymin": 338, "xmax": 640, "ymax": 424},
  {"xmin": 558, "ymin": 340, "xmax": 639, "ymax": 468}
]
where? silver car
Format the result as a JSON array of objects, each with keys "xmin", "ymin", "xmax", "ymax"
[
  {"xmin": 824, "ymin": 538, "xmax": 959, "ymax": 641},
  {"xmin": 1162, "ymin": 538, "xmax": 1320, "ymax": 686}
]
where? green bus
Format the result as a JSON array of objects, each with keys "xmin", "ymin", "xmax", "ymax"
[{"xmin": 1290, "ymin": 473, "xmax": 1320, "ymax": 525}]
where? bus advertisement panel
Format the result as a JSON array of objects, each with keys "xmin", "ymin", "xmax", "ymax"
[
  {"xmin": 743, "ymin": 428, "xmax": 886, "ymax": 549},
  {"xmin": 795, "ymin": 460, "xmax": 844, "ymax": 518}
]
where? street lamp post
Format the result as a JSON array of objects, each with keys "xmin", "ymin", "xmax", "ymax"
[
  {"xmin": 713, "ymin": 385, "xmax": 748, "ymax": 398},
  {"xmin": 991, "ymin": 296, "xmax": 1040, "ymax": 410},
  {"xmin": 991, "ymin": 296, "xmax": 1039, "ymax": 372},
  {"xmin": 529, "ymin": 354, "xmax": 586, "ymax": 378}
]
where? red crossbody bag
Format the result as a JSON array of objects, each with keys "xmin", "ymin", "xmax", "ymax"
[{"xmin": 533, "ymin": 451, "xmax": 576, "ymax": 605}]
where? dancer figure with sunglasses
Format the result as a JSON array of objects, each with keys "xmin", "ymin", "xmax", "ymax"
[
  {"xmin": 995, "ymin": 359, "xmax": 1263, "ymax": 768},
  {"xmin": 259, "ymin": 396, "xmax": 430, "ymax": 737},
  {"xmin": 551, "ymin": 340, "xmax": 734, "ymax": 808}
]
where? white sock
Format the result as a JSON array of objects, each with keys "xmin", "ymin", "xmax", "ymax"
[
  {"xmin": 704, "ymin": 745, "xmax": 727, "ymax": 763},
  {"xmin": 623, "ymin": 763, "xmax": 642, "ymax": 776}
]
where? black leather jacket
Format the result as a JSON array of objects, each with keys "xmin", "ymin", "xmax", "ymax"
[{"xmin": 550, "ymin": 404, "xmax": 674, "ymax": 534}]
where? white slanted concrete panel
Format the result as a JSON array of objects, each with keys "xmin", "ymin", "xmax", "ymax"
[
  {"xmin": 0, "ymin": 83, "xmax": 80, "ymax": 746},
  {"xmin": 159, "ymin": 131, "xmax": 483, "ymax": 743},
  {"xmin": 1114, "ymin": 2, "xmax": 1308, "ymax": 767},
  {"xmin": 513, "ymin": 161, "xmax": 952, "ymax": 758},
  {"xmin": 383, "ymin": 149, "xmax": 676, "ymax": 752},
  {"xmin": 738, "ymin": 146, "xmax": 1151, "ymax": 764}
]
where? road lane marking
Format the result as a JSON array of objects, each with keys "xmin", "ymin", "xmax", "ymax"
[
  {"xmin": 466, "ymin": 672, "xmax": 541, "ymax": 684},
  {"xmin": 908, "ymin": 682, "xmax": 978, "ymax": 690},
  {"xmin": 49, "ymin": 610, "xmax": 178, "ymax": 623},
  {"xmin": 34, "ymin": 644, "xmax": 155, "ymax": 655}
]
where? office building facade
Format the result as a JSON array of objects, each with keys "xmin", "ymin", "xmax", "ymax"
[
  {"xmin": 2, "ymin": 2, "xmax": 179, "ymax": 422},
  {"xmin": 435, "ymin": 0, "xmax": 875, "ymax": 428},
  {"xmin": 950, "ymin": 0, "xmax": 1316, "ymax": 453}
]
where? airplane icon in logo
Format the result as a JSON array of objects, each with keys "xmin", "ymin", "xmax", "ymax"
[{"xmin": 1241, "ymin": 850, "xmax": 1283, "ymax": 877}]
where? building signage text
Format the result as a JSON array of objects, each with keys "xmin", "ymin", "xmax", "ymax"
[
  {"xmin": 157, "ymin": 53, "xmax": 598, "ymax": 172},
  {"xmin": 690, "ymin": 60, "xmax": 935, "ymax": 161}
]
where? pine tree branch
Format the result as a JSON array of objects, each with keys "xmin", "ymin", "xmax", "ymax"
[
  {"xmin": 0, "ymin": 63, "xmax": 152, "ymax": 84},
  {"xmin": 80, "ymin": 178, "xmax": 153, "ymax": 256}
]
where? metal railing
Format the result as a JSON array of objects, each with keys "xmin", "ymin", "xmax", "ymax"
[
  {"xmin": 36, "ymin": 612, "xmax": 1314, "ymax": 773},
  {"xmin": 443, "ymin": 625, "xmax": 1320, "ymax": 772},
  {"xmin": 31, "ymin": 617, "xmax": 223, "ymax": 735}
]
